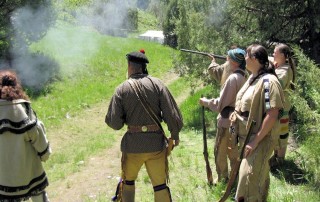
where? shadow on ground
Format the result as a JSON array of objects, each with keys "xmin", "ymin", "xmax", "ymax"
[{"xmin": 270, "ymin": 159, "xmax": 308, "ymax": 185}]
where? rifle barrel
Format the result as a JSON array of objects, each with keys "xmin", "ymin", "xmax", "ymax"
[
  {"xmin": 201, "ymin": 97, "xmax": 213, "ymax": 185},
  {"xmin": 180, "ymin": 49, "xmax": 227, "ymax": 60}
]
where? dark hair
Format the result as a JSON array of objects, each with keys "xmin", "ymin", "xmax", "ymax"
[
  {"xmin": 128, "ymin": 61, "xmax": 148, "ymax": 75},
  {"xmin": 275, "ymin": 43, "xmax": 296, "ymax": 88},
  {"xmin": 0, "ymin": 69, "xmax": 29, "ymax": 101},
  {"xmin": 247, "ymin": 44, "xmax": 277, "ymax": 84}
]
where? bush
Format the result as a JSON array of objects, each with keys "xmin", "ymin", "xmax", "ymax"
[{"xmin": 290, "ymin": 45, "xmax": 320, "ymax": 187}]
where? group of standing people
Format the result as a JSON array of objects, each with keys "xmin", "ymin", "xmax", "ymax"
[
  {"xmin": 200, "ymin": 43, "xmax": 296, "ymax": 201},
  {"xmin": 106, "ymin": 43, "xmax": 295, "ymax": 202},
  {"xmin": 0, "ymin": 43, "xmax": 294, "ymax": 202}
]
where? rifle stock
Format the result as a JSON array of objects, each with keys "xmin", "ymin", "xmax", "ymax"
[
  {"xmin": 201, "ymin": 96, "xmax": 213, "ymax": 186},
  {"xmin": 180, "ymin": 48, "xmax": 227, "ymax": 60},
  {"xmin": 219, "ymin": 120, "xmax": 256, "ymax": 202}
]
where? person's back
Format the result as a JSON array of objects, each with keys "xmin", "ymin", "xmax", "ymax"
[
  {"xmin": 200, "ymin": 48, "xmax": 247, "ymax": 184},
  {"xmin": 106, "ymin": 50, "xmax": 183, "ymax": 202},
  {"xmin": 269, "ymin": 43, "xmax": 296, "ymax": 167},
  {"xmin": 107, "ymin": 74, "xmax": 181, "ymax": 153},
  {"xmin": 0, "ymin": 69, "xmax": 51, "ymax": 202}
]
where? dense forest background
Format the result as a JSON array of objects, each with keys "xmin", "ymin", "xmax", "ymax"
[{"xmin": 0, "ymin": 0, "xmax": 319, "ymax": 191}]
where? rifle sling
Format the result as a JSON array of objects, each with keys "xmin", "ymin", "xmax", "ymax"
[{"xmin": 127, "ymin": 78, "xmax": 164, "ymax": 133}]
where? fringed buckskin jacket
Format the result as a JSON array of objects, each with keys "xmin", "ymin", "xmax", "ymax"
[{"xmin": 0, "ymin": 99, "xmax": 51, "ymax": 201}]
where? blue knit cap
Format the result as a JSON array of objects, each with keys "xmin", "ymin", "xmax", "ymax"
[{"xmin": 227, "ymin": 48, "xmax": 246, "ymax": 69}]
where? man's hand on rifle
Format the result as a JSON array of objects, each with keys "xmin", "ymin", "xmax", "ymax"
[
  {"xmin": 244, "ymin": 140, "xmax": 258, "ymax": 157},
  {"xmin": 199, "ymin": 97, "xmax": 210, "ymax": 108},
  {"xmin": 208, "ymin": 54, "xmax": 216, "ymax": 61}
]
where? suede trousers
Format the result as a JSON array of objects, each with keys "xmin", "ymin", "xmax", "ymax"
[
  {"xmin": 235, "ymin": 135, "xmax": 273, "ymax": 202},
  {"xmin": 121, "ymin": 149, "xmax": 171, "ymax": 202},
  {"xmin": 214, "ymin": 127, "xmax": 238, "ymax": 181}
]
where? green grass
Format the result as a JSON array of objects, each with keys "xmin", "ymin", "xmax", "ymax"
[
  {"xmin": 130, "ymin": 92, "xmax": 320, "ymax": 202},
  {"xmin": 29, "ymin": 20, "xmax": 320, "ymax": 202},
  {"xmin": 30, "ymin": 21, "xmax": 179, "ymax": 184},
  {"xmin": 31, "ymin": 20, "xmax": 176, "ymax": 127}
]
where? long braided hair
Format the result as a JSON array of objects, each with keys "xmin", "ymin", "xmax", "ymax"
[
  {"xmin": 275, "ymin": 43, "xmax": 296, "ymax": 89},
  {"xmin": 247, "ymin": 44, "xmax": 277, "ymax": 85}
]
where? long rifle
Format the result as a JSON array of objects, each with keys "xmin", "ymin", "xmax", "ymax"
[
  {"xmin": 219, "ymin": 119, "xmax": 256, "ymax": 202},
  {"xmin": 180, "ymin": 48, "xmax": 227, "ymax": 60},
  {"xmin": 201, "ymin": 95, "xmax": 213, "ymax": 186}
]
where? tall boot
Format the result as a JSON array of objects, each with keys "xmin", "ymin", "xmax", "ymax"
[
  {"xmin": 122, "ymin": 183, "xmax": 135, "ymax": 202},
  {"xmin": 154, "ymin": 184, "xmax": 171, "ymax": 202}
]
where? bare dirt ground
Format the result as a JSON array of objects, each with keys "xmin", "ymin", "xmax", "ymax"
[{"xmin": 45, "ymin": 72, "xmax": 186, "ymax": 202}]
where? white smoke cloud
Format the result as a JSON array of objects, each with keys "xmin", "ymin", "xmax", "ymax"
[
  {"xmin": 76, "ymin": 0, "xmax": 135, "ymax": 35},
  {"xmin": 9, "ymin": 4, "xmax": 56, "ymax": 90},
  {"xmin": 208, "ymin": 1, "xmax": 228, "ymax": 27},
  {"xmin": 6, "ymin": 0, "xmax": 154, "ymax": 90}
]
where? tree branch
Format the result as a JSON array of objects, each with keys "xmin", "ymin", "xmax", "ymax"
[{"xmin": 245, "ymin": 6, "xmax": 306, "ymax": 19}]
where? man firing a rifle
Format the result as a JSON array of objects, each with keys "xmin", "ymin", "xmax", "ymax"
[{"xmin": 199, "ymin": 48, "xmax": 247, "ymax": 184}]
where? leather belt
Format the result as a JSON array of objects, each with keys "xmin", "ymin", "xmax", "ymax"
[
  {"xmin": 240, "ymin": 111, "xmax": 249, "ymax": 118},
  {"xmin": 127, "ymin": 124, "xmax": 160, "ymax": 133}
]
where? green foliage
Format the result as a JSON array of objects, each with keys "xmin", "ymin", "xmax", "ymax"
[
  {"xmin": 165, "ymin": 0, "xmax": 320, "ymax": 188},
  {"xmin": 135, "ymin": 9, "xmax": 160, "ymax": 34},
  {"xmin": 31, "ymin": 22, "xmax": 175, "ymax": 126},
  {"xmin": 126, "ymin": 8, "xmax": 138, "ymax": 31},
  {"xmin": 228, "ymin": 0, "xmax": 320, "ymax": 63},
  {"xmin": 19, "ymin": 1, "xmax": 320, "ymax": 200},
  {"xmin": 0, "ymin": 0, "xmax": 55, "ymax": 62},
  {"xmin": 146, "ymin": 0, "xmax": 168, "ymax": 27},
  {"xmin": 163, "ymin": 0, "xmax": 179, "ymax": 48},
  {"xmin": 32, "ymin": 21, "xmax": 178, "ymax": 185},
  {"xmin": 173, "ymin": 0, "xmax": 233, "ymax": 84},
  {"xmin": 61, "ymin": 0, "xmax": 92, "ymax": 8},
  {"xmin": 180, "ymin": 84, "xmax": 219, "ymax": 130},
  {"xmin": 290, "ymin": 46, "xmax": 320, "ymax": 135},
  {"xmin": 289, "ymin": 45, "xmax": 320, "ymax": 186}
]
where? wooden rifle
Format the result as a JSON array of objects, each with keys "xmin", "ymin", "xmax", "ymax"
[
  {"xmin": 180, "ymin": 48, "xmax": 227, "ymax": 60},
  {"xmin": 219, "ymin": 120, "xmax": 256, "ymax": 202},
  {"xmin": 201, "ymin": 95, "xmax": 213, "ymax": 186}
]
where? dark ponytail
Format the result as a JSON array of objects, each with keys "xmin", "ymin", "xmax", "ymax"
[
  {"xmin": 247, "ymin": 44, "xmax": 277, "ymax": 84},
  {"xmin": 276, "ymin": 43, "xmax": 296, "ymax": 89}
]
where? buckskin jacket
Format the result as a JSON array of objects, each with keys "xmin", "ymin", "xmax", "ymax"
[
  {"xmin": 208, "ymin": 61, "xmax": 233, "ymax": 86},
  {"xmin": 233, "ymin": 73, "xmax": 285, "ymax": 146},
  {"xmin": 275, "ymin": 63, "xmax": 293, "ymax": 111},
  {"xmin": 105, "ymin": 73, "xmax": 183, "ymax": 153},
  {"xmin": 206, "ymin": 67, "xmax": 247, "ymax": 128},
  {"xmin": 0, "ymin": 99, "xmax": 51, "ymax": 201}
]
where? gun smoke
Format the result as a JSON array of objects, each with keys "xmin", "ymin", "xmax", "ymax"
[{"xmin": 4, "ymin": 0, "xmax": 147, "ymax": 94}]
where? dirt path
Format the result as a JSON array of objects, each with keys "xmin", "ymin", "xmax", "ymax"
[{"xmin": 46, "ymin": 72, "xmax": 186, "ymax": 201}]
